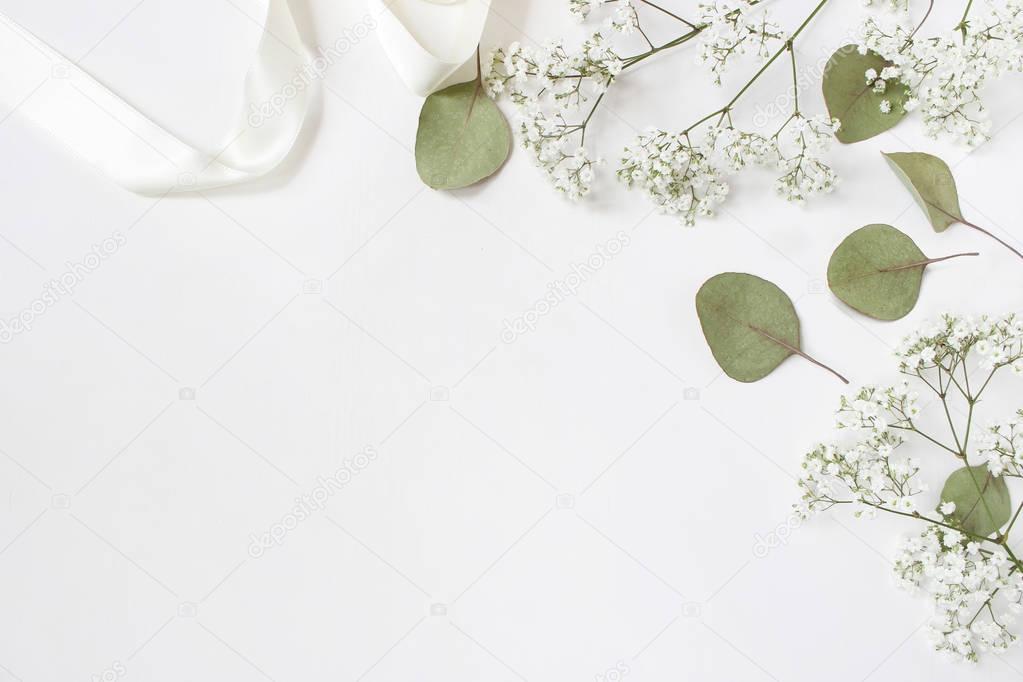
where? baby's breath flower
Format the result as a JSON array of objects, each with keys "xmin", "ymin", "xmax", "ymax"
[
  {"xmin": 858, "ymin": 0, "xmax": 1023, "ymax": 146},
  {"xmin": 896, "ymin": 527, "xmax": 1022, "ymax": 661},
  {"xmin": 772, "ymin": 114, "xmax": 841, "ymax": 204},
  {"xmin": 485, "ymin": 33, "xmax": 623, "ymax": 198},
  {"xmin": 696, "ymin": 0, "xmax": 785, "ymax": 84},
  {"xmin": 569, "ymin": 0, "xmax": 639, "ymax": 33},
  {"xmin": 798, "ymin": 312, "xmax": 1023, "ymax": 663},
  {"xmin": 617, "ymin": 128, "xmax": 729, "ymax": 225}
]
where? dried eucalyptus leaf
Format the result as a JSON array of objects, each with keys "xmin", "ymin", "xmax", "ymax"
[
  {"xmin": 696, "ymin": 273, "xmax": 847, "ymax": 384},
  {"xmin": 883, "ymin": 152, "xmax": 963, "ymax": 232},
  {"xmin": 697, "ymin": 273, "xmax": 797, "ymax": 383},
  {"xmin": 823, "ymin": 46, "xmax": 909, "ymax": 144},
  {"xmin": 828, "ymin": 224, "xmax": 930, "ymax": 321},
  {"xmin": 940, "ymin": 465, "xmax": 1011, "ymax": 538},
  {"xmin": 415, "ymin": 79, "xmax": 511, "ymax": 190}
]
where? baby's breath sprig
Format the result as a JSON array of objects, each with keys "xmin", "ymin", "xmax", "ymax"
[
  {"xmin": 620, "ymin": 0, "xmax": 841, "ymax": 224},
  {"xmin": 485, "ymin": 0, "xmax": 848, "ymax": 221},
  {"xmin": 485, "ymin": 1, "xmax": 707, "ymax": 201},
  {"xmin": 859, "ymin": 0, "xmax": 1023, "ymax": 145},
  {"xmin": 798, "ymin": 313, "xmax": 1023, "ymax": 662}
]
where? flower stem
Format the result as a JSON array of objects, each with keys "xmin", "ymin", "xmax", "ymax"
[
  {"xmin": 622, "ymin": 28, "xmax": 702, "ymax": 70},
  {"xmin": 958, "ymin": 0, "xmax": 975, "ymax": 38},
  {"xmin": 681, "ymin": 0, "xmax": 833, "ymax": 132},
  {"xmin": 788, "ymin": 43, "xmax": 799, "ymax": 113},
  {"xmin": 637, "ymin": 0, "xmax": 698, "ymax": 29},
  {"xmin": 903, "ymin": 0, "xmax": 935, "ymax": 47}
]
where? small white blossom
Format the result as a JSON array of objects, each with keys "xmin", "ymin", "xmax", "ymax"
[
  {"xmin": 568, "ymin": 0, "xmax": 639, "ymax": 33},
  {"xmin": 696, "ymin": 0, "xmax": 784, "ymax": 84},
  {"xmin": 858, "ymin": 1, "xmax": 1023, "ymax": 146},
  {"xmin": 485, "ymin": 34, "xmax": 623, "ymax": 198},
  {"xmin": 617, "ymin": 128, "xmax": 730, "ymax": 225},
  {"xmin": 772, "ymin": 114, "xmax": 841, "ymax": 204},
  {"xmin": 896, "ymin": 527, "xmax": 1022, "ymax": 661},
  {"xmin": 797, "ymin": 312, "xmax": 1023, "ymax": 664}
]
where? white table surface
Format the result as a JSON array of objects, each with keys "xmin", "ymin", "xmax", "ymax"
[{"xmin": 1, "ymin": 1, "xmax": 1022, "ymax": 680}]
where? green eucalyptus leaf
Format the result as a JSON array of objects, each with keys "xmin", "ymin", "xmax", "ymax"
[
  {"xmin": 882, "ymin": 151, "xmax": 963, "ymax": 232},
  {"xmin": 827, "ymin": 224, "xmax": 976, "ymax": 321},
  {"xmin": 823, "ymin": 45, "xmax": 909, "ymax": 144},
  {"xmin": 415, "ymin": 79, "xmax": 511, "ymax": 190},
  {"xmin": 696, "ymin": 273, "xmax": 847, "ymax": 384},
  {"xmin": 940, "ymin": 465, "xmax": 1011, "ymax": 538}
]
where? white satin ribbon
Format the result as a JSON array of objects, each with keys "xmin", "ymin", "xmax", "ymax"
[
  {"xmin": 0, "ymin": 0, "xmax": 309, "ymax": 195},
  {"xmin": 371, "ymin": 0, "xmax": 491, "ymax": 96}
]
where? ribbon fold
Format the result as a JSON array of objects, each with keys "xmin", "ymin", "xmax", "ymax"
[{"xmin": 0, "ymin": 0, "xmax": 310, "ymax": 194}]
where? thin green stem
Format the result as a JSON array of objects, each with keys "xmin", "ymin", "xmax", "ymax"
[
  {"xmin": 903, "ymin": 0, "xmax": 935, "ymax": 47},
  {"xmin": 1004, "ymin": 500, "xmax": 1023, "ymax": 537},
  {"xmin": 681, "ymin": 0, "xmax": 833, "ymax": 132},
  {"xmin": 958, "ymin": 0, "xmax": 976, "ymax": 38},
  {"xmin": 787, "ymin": 42, "xmax": 799, "ymax": 113},
  {"xmin": 637, "ymin": 0, "xmax": 698, "ymax": 29},
  {"xmin": 579, "ymin": 92, "xmax": 606, "ymax": 145},
  {"xmin": 623, "ymin": 29, "xmax": 702, "ymax": 69},
  {"xmin": 859, "ymin": 501, "xmax": 994, "ymax": 544}
]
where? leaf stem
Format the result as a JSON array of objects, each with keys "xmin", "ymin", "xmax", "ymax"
[
  {"xmin": 928, "ymin": 203, "xmax": 1023, "ymax": 261},
  {"xmin": 749, "ymin": 324, "xmax": 849, "ymax": 384},
  {"xmin": 878, "ymin": 251, "xmax": 979, "ymax": 272},
  {"xmin": 960, "ymin": 218, "xmax": 1023, "ymax": 261}
]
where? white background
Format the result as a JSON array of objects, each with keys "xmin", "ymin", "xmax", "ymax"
[{"xmin": 1, "ymin": 1, "xmax": 1023, "ymax": 680}]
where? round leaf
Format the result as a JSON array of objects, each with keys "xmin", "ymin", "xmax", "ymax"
[
  {"xmin": 827, "ymin": 224, "xmax": 928, "ymax": 320},
  {"xmin": 695, "ymin": 273, "xmax": 800, "ymax": 383},
  {"xmin": 882, "ymin": 152, "xmax": 963, "ymax": 232},
  {"xmin": 940, "ymin": 465, "xmax": 1011, "ymax": 538},
  {"xmin": 823, "ymin": 45, "xmax": 909, "ymax": 144},
  {"xmin": 415, "ymin": 79, "xmax": 511, "ymax": 190}
]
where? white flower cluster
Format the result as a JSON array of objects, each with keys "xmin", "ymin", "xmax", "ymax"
[
  {"xmin": 895, "ymin": 312, "xmax": 1023, "ymax": 374},
  {"xmin": 617, "ymin": 113, "xmax": 840, "ymax": 224},
  {"xmin": 797, "ymin": 385, "xmax": 924, "ymax": 517},
  {"xmin": 980, "ymin": 411, "xmax": 1023, "ymax": 477},
  {"xmin": 895, "ymin": 526, "xmax": 1023, "ymax": 661},
  {"xmin": 568, "ymin": 0, "xmax": 640, "ymax": 34},
  {"xmin": 863, "ymin": 65, "xmax": 906, "ymax": 117},
  {"xmin": 696, "ymin": 0, "xmax": 784, "ymax": 83},
  {"xmin": 617, "ymin": 129, "xmax": 729, "ymax": 225},
  {"xmin": 797, "ymin": 313, "xmax": 1023, "ymax": 663},
  {"xmin": 858, "ymin": 0, "xmax": 1023, "ymax": 145},
  {"xmin": 485, "ymin": 35, "xmax": 624, "ymax": 199},
  {"xmin": 772, "ymin": 114, "xmax": 841, "ymax": 203}
]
